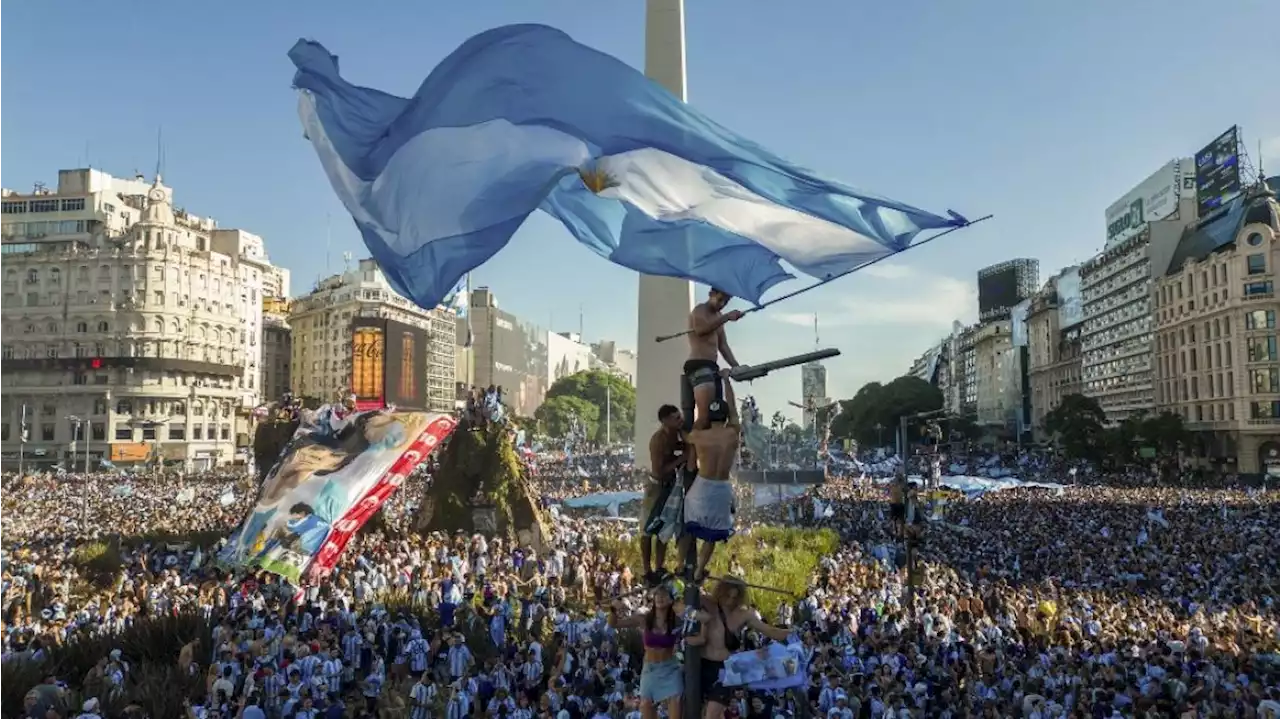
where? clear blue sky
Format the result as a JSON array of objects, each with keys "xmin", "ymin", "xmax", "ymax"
[{"xmin": 3, "ymin": 1, "xmax": 1276, "ymax": 421}]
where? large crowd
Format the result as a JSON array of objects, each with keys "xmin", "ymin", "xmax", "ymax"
[{"xmin": 3, "ymin": 441, "xmax": 1279, "ymax": 719}]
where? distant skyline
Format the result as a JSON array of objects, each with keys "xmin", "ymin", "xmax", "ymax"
[{"xmin": 3, "ymin": 0, "xmax": 1277, "ymax": 420}]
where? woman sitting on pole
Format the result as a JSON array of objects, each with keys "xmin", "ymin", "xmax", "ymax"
[{"xmin": 606, "ymin": 586, "xmax": 684, "ymax": 719}]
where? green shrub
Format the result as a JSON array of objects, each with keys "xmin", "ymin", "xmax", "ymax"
[
  {"xmin": 70, "ymin": 540, "xmax": 122, "ymax": 577},
  {"xmin": 597, "ymin": 526, "xmax": 837, "ymax": 608},
  {"xmin": 1, "ymin": 613, "xmax": 214, "ymax": 718}
]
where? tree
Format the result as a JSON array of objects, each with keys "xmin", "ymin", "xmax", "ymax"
[
  {"xmin": 544, "ymin": 369, "xmax": 636, "ymax": 443},
  {"xmin": 1042, "ymin": 393, "xmax": 1107, "ymax": 461},
  {"xmin": 830, "ymin": 376, "xmax": 944, "ymax": 447},
  {"xmin": 947, "ymin": 415, "xmax": 981, "ymax": 442},
  {"xmin": 534, "ymin": 395, "xmax": 599, "ymax": 440},
  {"xmin": 1138, "ymin": 411, "xmax": 1189, "ymax": 458}
]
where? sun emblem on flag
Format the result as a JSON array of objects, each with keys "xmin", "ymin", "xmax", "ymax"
[{"xmin": 577, "ymin": 162, "xmax": 619, "ymax": 194}]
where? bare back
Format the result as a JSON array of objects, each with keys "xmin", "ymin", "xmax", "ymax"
[
  {"xmin": 688, "ymin": 303, "xmax": 723, "ymax": 362},
  {"xmin": 688, "ymin": 426, "xmax": 739, "ymax": 480}
]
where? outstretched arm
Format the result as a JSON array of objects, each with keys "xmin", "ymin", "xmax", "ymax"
[{"xmin": 745, "ymin": 610, "xmax": 793, "ymax": 642}]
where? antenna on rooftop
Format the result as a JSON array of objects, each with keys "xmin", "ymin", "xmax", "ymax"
[
  {"xmin": 325, "ymin": 214, "xmax": 333, "ymax": 275},
  {"xmin": 155, "ymin": 127, "xmax": 166, "ymax": 180}
]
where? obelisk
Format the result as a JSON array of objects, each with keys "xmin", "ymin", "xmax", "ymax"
[{"xmin": 635, "ymin": 0, "xmax": 695, "ymax": 469}]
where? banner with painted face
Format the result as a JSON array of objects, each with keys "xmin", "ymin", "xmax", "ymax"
[{"xmin": 220, "ymin": 407, "xmax": 456, "ymax": 583}]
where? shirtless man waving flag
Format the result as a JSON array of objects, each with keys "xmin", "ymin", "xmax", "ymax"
[{"xmin": 686, "ymin": 288, "xmax": 743, "ymax": 430}]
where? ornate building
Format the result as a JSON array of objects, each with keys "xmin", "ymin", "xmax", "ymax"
[
  {"xmin": 1154, "ymin": 178, "xmax": 1280, "ymax": 474},
  {"xmin": 0, "ymin": 169, "xmax": 284, "ymax": 471}
]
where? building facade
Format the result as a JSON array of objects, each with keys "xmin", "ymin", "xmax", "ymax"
[
  {"xmin": 261, "ymin": 297, "xmax": 292, "ymax": 404},
  {"xmin": 971, "ymin": 320, "xmax": 1017, "ymax": 427},
  {"xmin": 954, "ymin": 324, "xmax": 979, "ymax": 417},
  {"xmin": 1154, "ymin": 180, "xmax": 1280, "ymax": 474},
  {"xmin": 0, "ymin": 169, "xmax": 282, "ymax": 470},
  {"xmin": 800, "ymin": 361, "xmax": 829, "ymax": 431},
  {"xmin": 288, "ymin": 259, "xmax": 457, "ymax": 412},
  {"xmin": 464, "ymin": 287, "xmax": 548, "ymax": 418},
  {"xmin": 1026, "ymin": 277, "xmax": 1084, "ymax": 437}
]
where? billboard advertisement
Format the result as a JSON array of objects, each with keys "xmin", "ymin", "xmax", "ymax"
[
  {"xmin": 1056, "ymin": 267, "xmax": 1084, "ymax": 329},
  {"xmin": 383, "ymin": 319, "xmax": 427, "ymax": 411},
  {"xmin": 351, "ymin": 318, "xmax": 428, "ymax": 411},
  {"xmin": 109, "ymin": 443, "xmax": 151, "ymax": 462},
  {"xmin": 220, "ymin": 410, "xmax": 456, "ymax": 583},
  {"xmin": 978, "ymin": 266, "xmax": 1019, "ymax": 318},
  {"xmin": 547, "ymin": 331, "xmax": 594, "ymax": 386},
  {"xmin": 1104, "ymin": 159, "xmax": 1186, "ymax": 249},
  {"xmin": 351, "ymin": 323, "xmax": 385, "ymax": 410},
  {"xmin": 1195, "ymin": 126, "xmax": 1241, "ymax": 218}
]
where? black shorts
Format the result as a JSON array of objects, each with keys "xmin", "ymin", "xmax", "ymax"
[
  {"xmin": 683, "ymin": 359, "xmax": 720, "ymax": 390},
  {"xmin": 890, "ymin": 503, "xmax": 906, "ymax": 521},
  {"xmin": 700, "ymin": 658, "xmax": 730, "ymax": 704}
]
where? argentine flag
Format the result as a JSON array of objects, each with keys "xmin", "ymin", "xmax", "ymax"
[{"xmin": 290, "ymin": 25, "xmax": 965, "ymax": 309}]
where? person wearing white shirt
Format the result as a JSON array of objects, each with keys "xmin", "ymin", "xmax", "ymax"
[{"xmin": 410, "ymin": 672, "xmax": 438, "ymax": 719}]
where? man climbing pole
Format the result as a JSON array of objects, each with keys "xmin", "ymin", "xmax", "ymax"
[
  {"xmin": 681, "ymin": 379, "xmax": 741, "ymax": 581},
  {"xmin": 641, "ymin": 404, "xmax": 686, "ymax": 586},
  {"xmin": 686, "ymin": 288, "xmax": 743, "ymax": 431}
]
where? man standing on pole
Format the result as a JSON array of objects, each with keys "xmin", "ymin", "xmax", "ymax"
[{"xmin": 685, "ymin": 289, "xmax": 743, "ymax": 430}]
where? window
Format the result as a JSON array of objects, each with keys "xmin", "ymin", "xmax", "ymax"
[
  {"xmin": 1245, "ymin": 281, "xmax": 1273, "ymax": 297},
  {"xmin": 76, "ymin": 322, "xmax": 88, "ymax": 333},
  {"xmin": 143, "ymin": 426, "xmax": 157, "ymax": 441},
  {"xmin": 92, "ymin": 424, "xmax": 105, "ymax": 441},
  {"xmin": 116, "ymin": 400, "xmax": 133, "ymax": 414},
  {"xmin": 1247, "ymin": 254, "xmax": 1267, "ymax": 275},
  {"xmin": 1, "ymin": 201, "xmax": 28, "ymax": 214},
  {"xmin": 221, "ymin": 424, "xmax": 231, "ymax": 440},
  {"xmin": 1248, "ymin": 336, "xmax": 1278, "ymax": 362},
  {"xmin": 1250, "ymin": 400, "xmax": 1280, "ymax": 420},
  {"xmin": 72, "ymin": 373, "xmax": 87, "ymax": 385},
  {"xmin": 172, "ymin": 401, "xmax": 186, "ymax": 415},
  {"xmin": 1, "ymin": 346, "xmax": 11, "ymax": 359},
  {"xmin": 193, "ymin": 425, "xmax": 203, "ymax": 440},
  {"xmin": 93, "ymin": 399, "xmax": 108, "ymax": 415},
  {"xmin": 1252, "ymin": 367, "xmax": 1280, "ymax": 393},
  {"xmin": 168, "ymin": 425, "xmax": 185, "ymax": 440},
  {"xmin": 1247, "ymin": 232, "xmax": 1264, "ymax": 247},
  {"xmin": 1246, "ymin": 310, "xmax": 1275, "ymax": 330},
  {"xmin": 30, "ymin": 199, "xmax": 58, "ymax": 213},
  {"xmin": 41, "ymin": 423, "xmax": 54, "ymax": 441},
  {"xmin": 97, "ymin": 321, "xmax": 109, "ymax": 332},
  {"xmin": 115, "ymin": 427, "xmax": 133, "ymax": 440},
  {"xmin": 60, "ymin": 198, "xmax": 85, "ymax": 212}
]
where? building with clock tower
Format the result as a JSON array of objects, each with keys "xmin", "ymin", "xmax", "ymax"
[{"xmin": 1, "ymin": 167, "xmax": 287, "ymax": 471}]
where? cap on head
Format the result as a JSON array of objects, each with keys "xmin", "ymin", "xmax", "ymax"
[{"xmin": 706, "ymin": 399, "xmax": 729, "ymax": 424}]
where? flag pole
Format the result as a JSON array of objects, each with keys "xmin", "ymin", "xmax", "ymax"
[
  {"xmin": 654, "ymin": 214, "xmax": 993, "ymax": 343},
  {"xmin": 18, "ymin": 403, "xmax": 27, "ymax": 477}
]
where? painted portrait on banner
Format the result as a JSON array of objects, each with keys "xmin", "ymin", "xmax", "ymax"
[{"xmin": 220, "ymin": 407, "xmax": 454, "ymax": 582}]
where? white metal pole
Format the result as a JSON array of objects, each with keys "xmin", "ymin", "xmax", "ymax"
[
  {"xmin": 84, "ymin": 419, "xmax": 91, "ymax": 474},
  {"xmin": 606, "ymin": 383, "xmax": 612, "ymax": 445},
  {"xmin": 18, "ymin": 404, "xmax": 26, "ymax": 476}
]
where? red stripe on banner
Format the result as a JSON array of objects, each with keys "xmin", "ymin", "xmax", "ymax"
[{"xmin": 305, "ymin": 414, "xmax": 457, "ymax": 580}]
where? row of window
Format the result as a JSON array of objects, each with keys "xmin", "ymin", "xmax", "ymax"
[
  {"xmin": 0, "ymin": 422, "xmax": 233, "ymax": 442},
  {"xmin": 1, "ymin": 198, "xmax": 86, "ymax": 214}
]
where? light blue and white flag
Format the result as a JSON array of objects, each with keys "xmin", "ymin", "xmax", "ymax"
[{"xmin": 290, "ymin": 25, "xmax": 966, "ymax": 309}]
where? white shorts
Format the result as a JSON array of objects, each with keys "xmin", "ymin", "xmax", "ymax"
[{"xmin": 684, "ymin": 475, "xmax": 735, "ymax": 542}]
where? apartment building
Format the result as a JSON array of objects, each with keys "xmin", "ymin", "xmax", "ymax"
[
  {"xmin": 0, "ymin": 169, "xmax": 283, "ymax": 470},
  {"xmin": 1025, "ymin": 274, "xmax": 1084, "ymax": 437},
  {"xmin": 1153, "ymin": 179, "xmax": 1280, "ymax": 474},
  {"xmin": 289, "ymin": 259, "xmax": 457, "ymax": 412}
]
